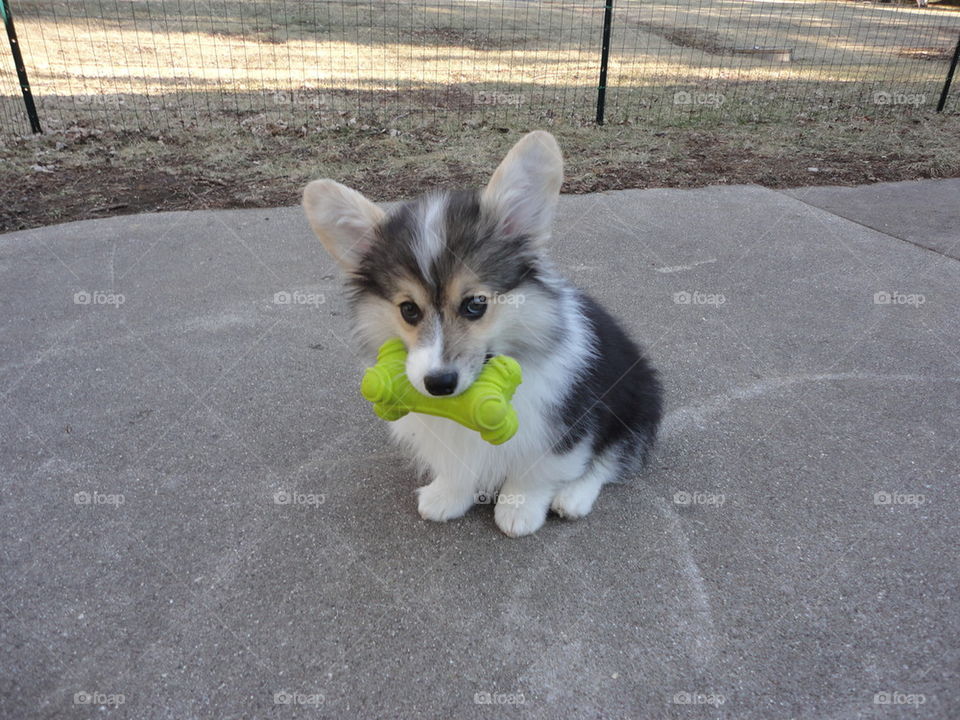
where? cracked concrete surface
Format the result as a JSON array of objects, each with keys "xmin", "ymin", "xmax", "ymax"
[{"xmin": 1, "ymin": 180, "xmax": 959, "ymax": 719}]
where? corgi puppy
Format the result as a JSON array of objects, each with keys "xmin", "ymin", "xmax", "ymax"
[{"xmin": 302, "ymin": 131, "xmax": 662, "ymax": 537}]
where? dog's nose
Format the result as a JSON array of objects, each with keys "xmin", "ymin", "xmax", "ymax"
[{"xmin": 424, "ymin": 371, "xmax": 458, "ymax": 396}]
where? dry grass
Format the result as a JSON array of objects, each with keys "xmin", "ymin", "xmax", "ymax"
[
  {"xmin": 2, "ymin": 0, "xmax": 958, "ymax": 230},
  {"xmin": 4, "ymin": 112, "xmax": 960, "ymax": 231},
  {"xmin": 5, "ymin": 0, "xmax": 959, "ymax": 132}
]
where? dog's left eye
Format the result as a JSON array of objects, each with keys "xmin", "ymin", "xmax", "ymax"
[
  {"xmin": 459, "ymin": 296, "xmax": 487, "ymax": 320},
  {"xmin": 399, "ymin": 301, "xmax": 422, "ymax": 325}
]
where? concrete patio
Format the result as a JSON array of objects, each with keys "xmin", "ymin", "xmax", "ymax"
[{"xmin": 1, "ymin": 179, "xmax": 958, "ymax": 719}]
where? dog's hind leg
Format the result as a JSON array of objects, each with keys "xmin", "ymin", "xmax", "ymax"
[{"xmin": 550, "ymin": 452, "xmax": 621, "ymax": 519}]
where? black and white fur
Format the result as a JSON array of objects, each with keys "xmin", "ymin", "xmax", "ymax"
[{"xmin": 303, "ymin": 131, "xmax": 662, "ymax": 537}]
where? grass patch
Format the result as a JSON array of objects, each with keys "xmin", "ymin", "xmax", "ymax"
[
  {"xmin": 3, "ymin": 112, "xmax": 959, "ymax": 231},
  {"xmin": 2, "ymin": 0, "xmax": 958, "ymax": 230}
]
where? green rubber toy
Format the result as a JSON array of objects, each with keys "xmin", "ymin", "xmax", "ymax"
[{"xmin": 360, "ymin": 338, "xmax": 522, "ymax": 445}]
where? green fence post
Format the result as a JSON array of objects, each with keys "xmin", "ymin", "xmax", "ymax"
[
  {"xmin": 937, "ymin": 32, "xmax": 960, "ymax": 113},
  {"xmin": 596, "ymin": 0, "xmax": 614, "ymax": 125},
  {"xmin": 2, "ymin": 0, "xmax": 42, "ymax": 133}
]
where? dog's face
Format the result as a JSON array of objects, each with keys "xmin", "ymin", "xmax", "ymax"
[{"xmin": 303, "ymin": 131, "xmax": 563, "ymax": 396}]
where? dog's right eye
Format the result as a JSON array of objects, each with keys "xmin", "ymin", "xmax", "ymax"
[{"xmin": 399, "ymin": 301, "xmax": 422, "ymax": 325}]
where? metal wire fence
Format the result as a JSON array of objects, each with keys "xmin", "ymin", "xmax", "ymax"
[{"xmin": 2, "ymin": 0, "xmax": 959, "ymax": 136}]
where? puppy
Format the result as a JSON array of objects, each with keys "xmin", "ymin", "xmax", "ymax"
[{"xmin": 303, "ymin": 131, "xmax": 662, "ymax": 536}]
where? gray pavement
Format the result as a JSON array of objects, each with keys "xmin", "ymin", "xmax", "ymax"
[
  {"xmin": 784, "ymin": 179, "xmax": 960, "ymax": 261},
  {"xmin": 1, "ymin": 180, "xmax": 959, "ymax": 719}
]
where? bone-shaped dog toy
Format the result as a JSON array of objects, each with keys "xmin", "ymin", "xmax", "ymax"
[{"xmin": 360, "ymin": 338, "xmax": 522, "ymax": 445}]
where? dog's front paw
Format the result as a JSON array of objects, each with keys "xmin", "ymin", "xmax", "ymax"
[
  {"xmin": 494, "ymin": 499, "xmax": 546, "ymax": 538},
  {"xmin": 416, "ymin": 479, "xmax": 474, "ymax": 522}
]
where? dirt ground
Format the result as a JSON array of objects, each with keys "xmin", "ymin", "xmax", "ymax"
[
  {"xmin": 3, "ymin": 113, "xmax": 959, "ymax": 232},
  {"xmin": 4, "ymin": 0, "xmax": 958, "ymax": 231}
]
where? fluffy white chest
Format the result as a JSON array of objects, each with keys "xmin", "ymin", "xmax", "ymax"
[{"xmin": 387, "ymin": 357, "xmax": 572, "ymax": 491}]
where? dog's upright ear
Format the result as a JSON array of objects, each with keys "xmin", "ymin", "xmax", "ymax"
[
  {"xmin": 302, "ymin": 179, "xmax": 385, "ymax": 271},
  {"xmin": 481, "ymin": 130, "xmax": 563, "ymax": 245}
]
